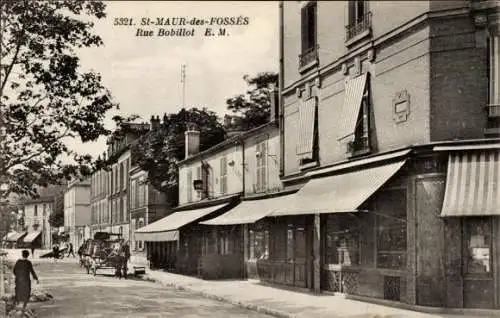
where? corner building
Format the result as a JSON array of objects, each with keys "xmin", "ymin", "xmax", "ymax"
[{"xmin": 279, "ymin": 0, "xmax": 499, "ymax": 310}]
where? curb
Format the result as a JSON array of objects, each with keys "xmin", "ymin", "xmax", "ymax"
[{"xmin": 148, "ymin": 275, "xmax": 294, "ymax": 318}]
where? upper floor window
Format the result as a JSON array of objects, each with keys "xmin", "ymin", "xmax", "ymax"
[
  {"xmin": 187, "ymin": 169, "xmax": 193, "ymax": 202},
  {"xmin": 219, "ymin": 157, "xmax": 228, "ymax": 195},
  {"xmin": 346, "ymin": 1, "xmax": 372, "ymax": 42},
  {"xmin": 296, "ymin": 96, "xmax": 318, "ymax": 168},
  {"xmin": 255, "ymin": 142, "xmax": 268, "ymax": 192},
  {"xmin": 196, "ymin": 166, "xmax": 202, "ymax": 200},
  {"xmin": 486, "ymin": 33, "xmax": 500, "ymax": 135},
  {"xmin": 338, "ymin": 72, "xmax": 372, "ymax": 157},
  {"xmin": 34, "ymin": 205, "xmax": 38, "ymax": 217},
  {"xmin": 299, "ymin": 1, "xmax": 318, "ymax": 70},
  {"xmin": 43, "ymin": 204, "xmax": 46, "ymax": 216}
]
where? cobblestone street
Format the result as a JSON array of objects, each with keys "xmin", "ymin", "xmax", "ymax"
[{"xmin": 27, "ymin": 261, "xmax": 274, "ymax": 318}]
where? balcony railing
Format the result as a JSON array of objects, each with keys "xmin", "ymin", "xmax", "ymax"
[
  {"xmin": 345, "ymin": 12, "xmax": 372, "ymax": 41},
  {"xmin": 487, "ymin": 103, "xmax": 500, "ymax": 118},
  {"xmin": 299, "ymin": 45, "xmax": 318, "ymax": 69}
]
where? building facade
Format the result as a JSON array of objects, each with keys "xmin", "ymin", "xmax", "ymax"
[
  {"xmin": 64, "ymin": 179, "xmax": 91, "ymax": 249},
  {"xmin": 272, "ymin": 0, "xmax": 499, "ymax": 311},
  {"xmin": 22, "ymin": 199, "xmax": 52, "ymax": 249},
  {"xmin": 129, "ymin": 166, "xmax": 170, "ymax": 255},
  {"xmin": 90, "ymin": 167, "xmax": 109, "ymax": 235}
]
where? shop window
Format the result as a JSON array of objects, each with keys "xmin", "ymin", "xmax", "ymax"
[
  {"xmin": 324, "ymin": 215, "xmax": 360, "ymax": 265},
  {"xmin": 219, "ymin": 231, "xmax": 231, "ymax": 255},
  {"xmin": 465, "ymin": 218, "xmax": 492, "ymax": 275},
  {"xmin": 249, "ymin": 229, "xmax": 269, "ymax": 260},
  {"xmin": 376, "ymin": 189, "xmax": 407, "ymax": 269},
  {"xmin": 286, "ymin": 225, "xmax": 294, "ymax": 261}
]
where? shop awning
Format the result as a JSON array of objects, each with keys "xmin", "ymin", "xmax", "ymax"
[
  {"xmin": 271, "ymin": 160, "xmax": 406, "ymax": 216},
  {"xmin": 6, "ymin": 232, "xmax": 27, "ymax": 242},
  {"xmin": 23, "ymin": 231, "xmax": 42, "ymax": 243},
  {"xmin": 200, "ymin": 194, "xmax": 296, "ymax": 225},
  {"xmin": 441, "ymin": 150, "xmax": 499, "ymax": 217},
  {"xmin": 135, "ymin": 203, "xmax": 228, "ymax": 242}
]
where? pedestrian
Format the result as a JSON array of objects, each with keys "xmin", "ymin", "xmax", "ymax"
[
  {"xmin": 66, "ymin": 242, "xmax": 76, "ymax": 258},
  {"xmin": 52, "ymin": 244, "xmax": 59, "ymax": 263},
  {"xmin": 13, "ymin": 250, "xmax": 39, "ymax": 313}
]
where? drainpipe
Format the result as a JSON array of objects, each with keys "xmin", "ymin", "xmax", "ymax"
[{"xmin": 279, "ymin": 0, "xmax": 285, "ymax": 177}]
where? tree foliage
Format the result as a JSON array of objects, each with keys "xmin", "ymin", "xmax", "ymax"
[
  {"xmin": 131, "ymin": 108, "xmax": 226, "ymax": 205},
  {"xmin": 225, "ymin": 72, "xmax": 278, "ymax": 131},
  {"xmin": 0, "ymin": 1, "xmax": 118, "ymax": 199}
]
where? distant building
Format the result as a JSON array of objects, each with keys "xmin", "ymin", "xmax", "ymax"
[{"xmin": 64, "ymin": 179, "xmax": 91, "ymax": 249}]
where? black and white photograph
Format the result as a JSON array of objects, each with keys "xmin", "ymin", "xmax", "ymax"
[{"xmin": 0, "ymin": 1, "xmax": 499, "ymax": 317}]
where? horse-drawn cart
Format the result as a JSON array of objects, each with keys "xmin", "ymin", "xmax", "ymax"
[{"xmin": 80, "ymin": 232, "xmax": 144, "ymax": 277}]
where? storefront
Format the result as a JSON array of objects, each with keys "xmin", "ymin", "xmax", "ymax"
[
  {"xmin": 135, "ymin": 197, "xmax": 238, "ymax": 276},
  {"xmin": 437, "ymin": 145, "xmax": 500, "ymax": 309}
]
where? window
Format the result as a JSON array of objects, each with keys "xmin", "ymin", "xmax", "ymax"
[
  {"xmin": 219, "ymin": 157, "xmax": 228, "ymax": 195},
  {"xmin": 123, "ymin": 196, "xmax": 128, "ymax": 222},
  {"xmin": 34, "ymin": 205, "xmax": 38, "ymax": 217},
  {"xmin": 187, "ymin": 169, "xmax": 193, "ymax": 202},
  {"xmin": 346, "ymin": 0, "xmax": 372, "ymax": 41},
  {"xmin": 465, "ymin": 218, "xmax": 492, "ymax": 275},
  {"xmin": 196, "ymin": 166, "xmax": 202, "ymax": 200},
  {"xmin": 130, "ymin": 180, "xmax": 136, "ymax": 209},
  {"xmin": 219, "ymin": 231, "xmax": 232, "ymax": 255},
  {"xmin": 324, "ymin": 215, "xmax": 360, "ymax": 265},
  {"xmin": 350, "ymin": 89, "xmax": 370, "ymax": 154},
  {"xmin": 297, "ymin": 97, "xmax": 318, "ymax": 166},
  {"xmin": 299, "ymin": 1, "xmax": 317, "ymax": 69},
  {"xmin": 43, "ymin": 204, "xmax": 46, "ymax": 216},
  {"xmin": 120, "ymin": 162, "xmax": 125, "ymax": 191},
  {"xmin": 376, "ymin": 190, "xmax": 407, "ymax": 269},
  {"xmin": 339, "ymin": 73, "xmax": 371, "ymax": 157},
  {"xmin": 486, "ymin": 33, "xmax": 500, "ymax": 133},
  {"xmin": 255, "ymin": 142, "xmax": 267, "ymax": 192},
  {"xmin": 249, "ymin": 229, "xmax": 269, "ymax": 260}
]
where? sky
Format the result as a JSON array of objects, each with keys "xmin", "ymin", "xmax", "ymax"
[{"xmin": 69, "ymin": 1, "xmax": 279, "ymax": 159}]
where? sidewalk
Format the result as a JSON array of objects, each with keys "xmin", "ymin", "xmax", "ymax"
[{"xmin": 142, "ymin": 269, "xmax": 497, "ymax": 318}]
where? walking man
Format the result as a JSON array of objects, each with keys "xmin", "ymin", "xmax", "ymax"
[
  {"xmin": 66, "ymin": 242, "xmax": 76, "ymax": 258},
  {"xmin": 13, "ymin": 250, "xmax": 39, "ymax": 313}
]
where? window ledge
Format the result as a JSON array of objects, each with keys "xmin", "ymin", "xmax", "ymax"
[
  {"xmin": 345, "ymin": 28, "xmax": 372, "ymax": 47},
  {"xmin": 299, "ymin": 160, "xmax": 319, "ymax": 171},
  {"xmin": 298, "ymin": 58, "xmax": 318, "ymax": 74},
  {"xmin": 484, "ymin": 127, "xmax": 500, "ymax": 136},
  {"xmin": 347, "ymin": 148, "xmax": 371, "ymax": 158}
]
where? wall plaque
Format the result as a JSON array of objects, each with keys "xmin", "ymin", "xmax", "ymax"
[{"xmin": 393, "ymin": 90, "xmax": 410, "ymax": 123}]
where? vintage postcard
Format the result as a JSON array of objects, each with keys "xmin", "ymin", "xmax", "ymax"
[{"xmin": 0, "ymin": 1, "xmax": 499, "ymax": 317}]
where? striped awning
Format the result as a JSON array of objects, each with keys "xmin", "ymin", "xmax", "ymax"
[
  {"xmin": 200, "ymin": 193, "xmax": 296, "ymax": 225},
  {"xmin": 23, "ymin": 231, "xmax": 42, "ymax": 243},
  {"xmin": 135, "ymin": 203, "xmax": 228, "ymax": 242},
  {"xmin": 6, "ymin": 231, "xmax": 27, "ymax": 242},
  {"xmin": 271, "ymin": 160, "xmax": 406, "ymax": 216},
  {"xmin": 441, "ymin": 150, "xmax": 500, "ymax": 217},
  {"xmin": 296, "ymin": 97, "xmax": 317, "ymax": 158},
  {"xmin": 337, "ymin": 73, "xmax": 368, "ymax": 142}
]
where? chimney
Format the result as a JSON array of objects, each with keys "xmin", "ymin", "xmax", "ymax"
[
  {"xmin": 150, "ymin": 115, "xmax": 161, "ymax": 130},
  {"xmin": 184, "ymin": 123, "xmax": 200, "ymax": 159}
]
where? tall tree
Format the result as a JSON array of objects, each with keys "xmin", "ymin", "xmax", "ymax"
[
  {"xmin": 0, "ymin": 1, "xmax": 118, "ymax": 199},
  {"xmin": 130, "ymin": 108, "xmax": 226, "ymax": 205},
  {"xmin": 225, "ymin": 72, "xmax": 278, "ymax": 131}
]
